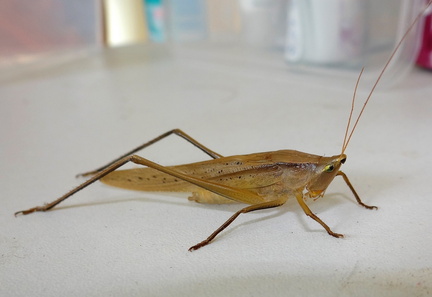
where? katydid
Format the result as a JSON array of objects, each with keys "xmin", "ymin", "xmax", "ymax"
[{"xmin": 15, "ymin": 1, "xmax": 432, "ymax": 251}]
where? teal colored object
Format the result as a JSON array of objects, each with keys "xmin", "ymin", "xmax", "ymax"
[{"xmin": 145, "ymin": 0, "xmax": 166, "ymax": 42}]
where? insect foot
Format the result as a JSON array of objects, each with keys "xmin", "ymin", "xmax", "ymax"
[
  {"xmin": 329, "ymin": 231, "xmax": 344, "ymax": 238},
  {"xmin": 188, "ymin": 240, "xmax": 209, "ymax": 252},
  {"xmin": 14, "ymin": 205, "xmax": 48, "ymax": 216}
]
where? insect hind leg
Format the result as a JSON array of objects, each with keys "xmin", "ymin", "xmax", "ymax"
[
  {"xmin": 15, "ymin": 154, "xmax": 137, "ymax": 216},
  {"xmin": 77, "ymin": 129, "xmax": 223, "ymax": 177},
  {"xmin": 189, "ymin": 190, "xmax": 238, "ymax": 204},
  {"xmin": 15, "ymin": 154, "xmax": 264, "ymax": 216}
]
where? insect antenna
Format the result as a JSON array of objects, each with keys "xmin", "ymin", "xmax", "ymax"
[
  {"xmin": 341, "ymin": 0, "xmax": 431, "ymax": 155},
  {"xmin": 341, "ymin": 67, "xmax": 364, "ymax": 154}
]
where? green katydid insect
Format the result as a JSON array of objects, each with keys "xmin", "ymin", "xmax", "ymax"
[{"xmin": 15, "ymin": 1, "xmax": 431, "ymax": 251}]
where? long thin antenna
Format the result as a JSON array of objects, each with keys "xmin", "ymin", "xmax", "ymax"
[
  {"xmin": 342, "ymin": 67, "xmax": 364, "ymax": 154},
  {"xmin": 342, "ymin": 0, "xmax": 431, "ymax": 153}
]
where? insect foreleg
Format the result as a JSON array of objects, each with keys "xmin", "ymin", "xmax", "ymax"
[
  {"xmin": 337, "ymin": 171, "xmax": 378, "ymax": 210},
  {"xmin": 295, "ymin": 193, "xmax": 344, "ymax": 238},
  {"xmin": 78, "ymin": 129, "xmax": 223, "ymax": 177},
  {"xmin": 189, "ymin": 197, "xmax": 288, "ymax": 251}
]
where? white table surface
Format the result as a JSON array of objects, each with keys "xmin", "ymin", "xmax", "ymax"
[{"xmin": 1, "ymin": 43, "xmax": 432, "ymax": 297}]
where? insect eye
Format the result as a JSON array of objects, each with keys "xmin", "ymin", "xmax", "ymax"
[
  {"xmin": 324, "ymin": 164, "xmax": 334, "ymax": 172},
  {"xmin": 340, "ymin": 157, "xmax": 346, "ymax": 164}
]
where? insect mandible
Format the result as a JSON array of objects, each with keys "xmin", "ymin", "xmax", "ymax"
[{"xmin": 15, "ymin": 1, "xmax": 432, "ymax": 251}]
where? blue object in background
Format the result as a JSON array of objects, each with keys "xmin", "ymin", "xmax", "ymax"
[
  {"xmin": 167, "ymin": 0, "xmax": 207, "ymax": 42},
  {"xmin": 145, "ymin": 0, "xmax": 166, "ymax": 42}
]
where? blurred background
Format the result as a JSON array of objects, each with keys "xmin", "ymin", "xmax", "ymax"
[
  {"xmin": 2, "ymin": 3, "xmax": 432, "ymax": 297},
  {"xmin": 0, "ymin": 0, "xmax": 430, "ymax": 73}
]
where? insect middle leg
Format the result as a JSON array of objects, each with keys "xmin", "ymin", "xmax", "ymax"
[
  {"xmin": 78, "ymin": 129, "xmax": 223, "ymax": 177},
  {"xmin": 189, "ymin": 197, "xmax": 288, "ymax": 251},
  {"xmin": 15, "ymin": 154, "xmax": 285, "ymax": 250}
]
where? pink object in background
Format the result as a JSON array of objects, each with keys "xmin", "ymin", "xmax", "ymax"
[{"xmin": 416, "ymin": 13, "xmax": 432, "ymax": 69}]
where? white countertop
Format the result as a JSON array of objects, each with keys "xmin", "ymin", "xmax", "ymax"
[{"xmin": 1, "ymin": 43, "xmax": 432, "ymax": 297}]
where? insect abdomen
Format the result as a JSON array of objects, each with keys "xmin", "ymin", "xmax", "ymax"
[{"xmin": 100, "ymin": 168, "xmax": 195, "ymax": 192}]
